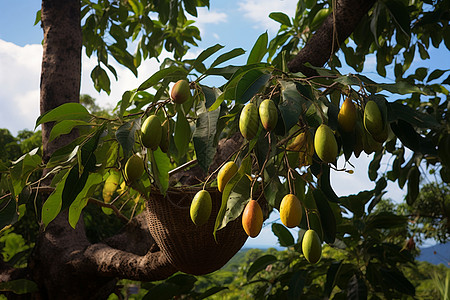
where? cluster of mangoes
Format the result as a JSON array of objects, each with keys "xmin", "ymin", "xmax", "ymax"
[{"xmin": 103, "ymin": 79, "xmax": 191, "ymax": 197}]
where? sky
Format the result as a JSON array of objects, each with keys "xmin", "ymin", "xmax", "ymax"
[{"xmin": 0, "ymin": 0, "xmax": 447, "ymax": 249}]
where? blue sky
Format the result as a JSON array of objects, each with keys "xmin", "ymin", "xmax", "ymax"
[{"xmin": 0, "ymin": 1, "xmax": 448, "ymax": 248}]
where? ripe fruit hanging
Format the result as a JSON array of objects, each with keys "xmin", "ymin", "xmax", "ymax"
[
  {"xmin": 279, "ymin": 194, "xmax": 303, "ymax": 228},
  {"xmin": 102, "ymin": 172, "xmax": 120, "ymax": 203},
  {"xmin": 242, "ymin": 200, "xmax": 263, "ymax": 238},
  {"xmin": 217, "ymin": 161, "xmax": 238, "ymax": 192},
  {"xmin": 124, "ymin": 155, "xmax": 144, "ymax": 183},
  {"xmin": 239, "ymin": 103, "xmax": 259, "ymax": 140},
  {"xmin": 259, "ymin": 99, "xmax": 278, "ymax": 131},
  {"xmin": 302, "ymin": 229, "xmax": 322, "ymax": 264},
  {"xmin": 314, "ymin": 124, "xmax": 338, "ymax": 163},
  {"xmin": 190, "ymin": 190, "xmax": 212, "ymax": 226},
  {"xmin": 338, "ymin": 97, "xmax": 357, "ymax": 132},
  {"xmin": 170, "ymin": 79, "xmax": 190, "ymax": 104},
  {"xmin": 141, "ymin": 115, "xmax": 162, "ymax": 151},
  {"xmin": 364, "ymin": 101, "xmax": 384, "ymax": 137}
]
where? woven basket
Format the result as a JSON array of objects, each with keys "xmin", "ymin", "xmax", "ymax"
[{"xmin": 145, "ymin": 187, "xmax": 248, "ymax": 275}]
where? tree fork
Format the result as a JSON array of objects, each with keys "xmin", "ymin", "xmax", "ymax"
[{"xmin": 287, "ymin": 0, "xmax": 377, "ymax": 76}]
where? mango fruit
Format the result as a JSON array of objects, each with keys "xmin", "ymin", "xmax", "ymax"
[
  {"xmin": 314, "ymin": 124, "xmax": 338, "ymax": 163},
  {"xmin": 287, "ymin": 131, "xmax": 307, "ymax": 152},
  {"xmin": 217, "ymin": 161, "xmax": 238, "ymax": 192},
  {"xmin": 287, "ymin": 130, "xmax": 314, "ymax": 167},
  {"xmin": 364, "ymin": 101, "xmax": 384, "ymax": 136},
  {"xmin": 141, "ymin": 115, "xmax": 162, "ymax": 151},
  {"xmin": 159, "ymin": 120, "xmax": 170, "ymax": 153},
  {"xmin": 338, "ymin": 97, "xmax": 357, "ymax": 132},
  {"xmin": 259, "ymin": 99, "xmax": 278, "ymax": 131},
  {"xmin": 124, "ymin": 155, "xmax": 144, "ymax": 183},
  {"xmin": 190, "ymin": 190, "xmax": 212, "ymax": 226},
  {"xmin": 302, "ymin": 229, "xmax": 322, "ymax": 264},
  {"xmin": 239, "ymin": 103, "xmax": 259, "ymax": 140},
  {"xmin": 242, "ymin": 200, "xmax": 263, "ymax": 238},
  {"xmin": 279, "ymin": 194, "xmax": 303, "ymax": 228},
  {"xmin": 102, "ymin": 171, "xmax": 120, "ymax": 203},
  {"xmin": 170, "ymin": 79, "xmax": 190, "ymax": 104}
]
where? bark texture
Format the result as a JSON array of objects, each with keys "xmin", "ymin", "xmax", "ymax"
[
  {"xmin": 40, "ymin": 0, "xmax": 82, "ymax": 164},
  {"xmin": 287, "ymin": 0, "xmax": 376, "ymax": 76}
]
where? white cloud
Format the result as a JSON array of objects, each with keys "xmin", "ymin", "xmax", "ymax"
[
  {"xmin": 0, "ymin": 39, "xmax": 42, "ymax": 134},
  {"xmin": 238, "ymin": 0, "xmax": 298, "ymax": 33},
  {"xmin": 193, "ymin": 8, "xmax": 228, "ymax": 37}
]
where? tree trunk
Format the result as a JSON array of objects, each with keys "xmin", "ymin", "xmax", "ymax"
[
  {"xmin": 287, "ymin": 0, "xmax": 376, "ymax": 76},
  {"xmin": 39, "ymin": 0, "xmax": 82, "ymax": 165}
]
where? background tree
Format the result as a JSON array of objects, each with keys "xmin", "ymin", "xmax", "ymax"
[{"xmin": 0, "ymin": 0, "xmax": 449, "ymax": 299}]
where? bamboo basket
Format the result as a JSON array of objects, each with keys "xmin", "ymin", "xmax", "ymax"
[{"xmin": 145, "ymin": 187, "xmax": 248, "ymax": 275}]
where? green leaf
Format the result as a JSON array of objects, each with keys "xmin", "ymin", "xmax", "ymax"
[
  {"xmin": 269, "ymin": 12, "xmax": 292, "ymax": 26},
  {"xmin": 0, "ymin": 279, "xmax": 38, "ymax": 294},
  {"xmin": 377, "ymin": 81, "xmax": 423, "ymax": 94},
  {"xmin": 217, "ymin": 173, "xmax": 251, "ymax": 231},
  {"xmin": 312, "ymin": 189, "xmax": 337, "ymax": 244},
  {"xmin": 119, "ymin": 91, "xmax": 135, "ymax": 117},
  {"xmin": 193, "ymin": 108, "xmax": 220, "ymax": 171},
  {"xmin": 115, "ymin": 118, "xmax": 141, "ymax": 155},
  {"xmin": 389, "ymin": 102, "xmax": 440, "ymax": 129},
  {"xmin": 380, "ymin": 268, "xmax": 415, "ymax": 295},
  {"xmin": 62, "ymin": 164, "xmax": 90, "ymax": 211},
  {"xmin": 427, "ymin": 69, "xmax": 448, "ymax": 82},
  {"xmin": 35, "ymin": 103, "xmax": 90, "ymax": 128},
  {"xmin": 68, "ymin": 173, "xmax": 103, "ymax": 228},
  {"xmin": 365, "ymin": 212, "xmax": 407, "ymax": 230},
  {"xmin": 288, "ymin": 271, "xmax": 306, "ymax": 299},
  {"xmin": 271, "ymin": 223, "xmax": 295, "ymax": 247},
  {"xmin": 193, "ymin": 44, "xmax": 224, "ymax": 72},
  {"xmin": 174, "ymin": 107, "xmax": 191, "ymax": 157},
  {"xmin": 247, "ymin": 255, "xmax": 277, "ymax": 281},
  {"xmin": 34, "ymin": 10, "xmax": 41, "ymax": 26},
  {"xmin": 235, "ymin": 70, "xmax": 271, "ymax": 103},
  {"xmin": 138, "ymin": 66, "xmax": 188, "ymax": 91},
  {"xmin": 210, "ymin": 48, "xmax": 246, "ymax": 68},
  {"xmin": 42, "ymin": 172, "xmax": 69, "ymax": 227},
  {"xmin": 214, "ymin": 156, "xmax": 251, "ymax": 238},
  {"xmin": 384, "ymin": 0, "xmax": 411, "ymax": 38},
  {"xmin": 406, "ymin": 166, "xmax": 420, "ymax": 206},
  {"xmin": 91, "ymin": 65, "xmax": 111, "ymax": 94},
  {"xmin": 150, "ymin": 148, "xmax": 171, "ymax": 196},
  {"xmin": 247, "ymin": 32, "xmax": 268, "ymax": 64},
  {"xmin": 324, "ymin": 261, "xmax": 343, "ymax": 298},
  {"xmin": 49, "ymin": 120, "xmax": 93, "ymax": 142},
  {"xmin": 278, "ymin": 81, "xmax": 306, "ymax": 134}
]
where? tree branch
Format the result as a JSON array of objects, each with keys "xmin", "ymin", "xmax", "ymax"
[
  {"xmin": 287, "ymin": 0, "xmax": 376, "ymax": 76},
  {"xmin": 84, "ymin": 244, "xmax": 176, "ymax": 281}
]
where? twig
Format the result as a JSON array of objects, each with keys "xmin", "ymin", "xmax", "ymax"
[{"xmin": 88, "ymin": 198, "xmax": 129, "ymax": 223}]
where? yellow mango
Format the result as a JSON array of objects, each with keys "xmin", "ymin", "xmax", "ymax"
[
  {"xmin": 279, "ymin": 194, "xmax": 303, "ymax": 228},
  {"xmin": 190, "ymin": 190, "xmax": 212, "ymax": 226},
  {"xmin": 314, "ymin": 124, "xmax": 338, "ymax": 163},
  {"xmin": 338, "ymin": 97, "xmax": 357, "ymax": 132},
  {"xmin": 217, "ymin": 161, "xmax": 238, "ymax": 192}
]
